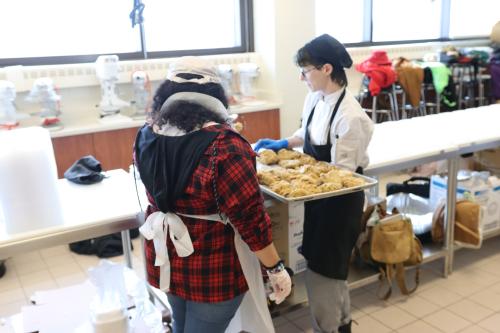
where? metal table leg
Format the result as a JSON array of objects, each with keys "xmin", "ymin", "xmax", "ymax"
[
  {"xmin": 121, "ymin": 229, "xmax": 133, "ymax": 268},
  {"xmin": 444, "ymin": 158, "xmax": 458, "ymax": 276}
]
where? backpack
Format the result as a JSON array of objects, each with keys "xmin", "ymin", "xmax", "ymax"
[
  {"xmin": 431, "ymin": 200, "xmax": 481, "ymax": 248},
  {"xmin": 356, "ymin": 205, "xmax": 423, "ymax": 300},
  {"xmin": 69, "ymin": 228, "xmax": 139, "ymax": 258},
  {"xmin": 386, "ymin": 176, "xmax": 430, "ymax": 198}
]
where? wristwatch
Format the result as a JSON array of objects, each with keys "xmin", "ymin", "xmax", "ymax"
[{"xmin": 266, "ymin": 260, "xmax": 285, "ymax": 274}]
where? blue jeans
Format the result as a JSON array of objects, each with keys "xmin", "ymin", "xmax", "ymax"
[{"xmin": 167, "ymin": 292, "xmax": 245, "ymax": 333}]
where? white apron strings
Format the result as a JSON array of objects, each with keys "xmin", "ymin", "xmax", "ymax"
[{"xmin": 139, "ymin": 211, "xmax": 275, "ymax": 333}]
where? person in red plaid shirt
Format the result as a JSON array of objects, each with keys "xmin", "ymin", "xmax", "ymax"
[{"xmin": 134, "ymin": 56, "xmax": 291, "ymax": 333}]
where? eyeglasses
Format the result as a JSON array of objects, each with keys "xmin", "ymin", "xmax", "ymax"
[{"xmin": 300, "ymin": 67, "xmax": 316, "ymax": 78}]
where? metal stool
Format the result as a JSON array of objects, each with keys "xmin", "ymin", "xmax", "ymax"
[
  {"xmin": 476, "ymin": 66, "xmax": 491, "ymax": 106},
  {"xmin": 450, "ymin": 63, "xmax": 477, "ymax": 109},
  {"xmin": 421, "ymin": 83, "xmax": 440, "ymax": 114},
  {"xmin": 358, "ymin": 77, "xmax": 399, "ymax": 123},
  {"xmin": 396, "ymin": 83, "xmax": 427, "ymax": 119}
]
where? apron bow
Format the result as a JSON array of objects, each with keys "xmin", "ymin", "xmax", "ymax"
[
  {"xmin": 139, "ymin": 211, "xmax": 194, "ymax": 290},
  {"xmin": 139, "ymin": 211, "xmax": 275, "ymax": 332}
]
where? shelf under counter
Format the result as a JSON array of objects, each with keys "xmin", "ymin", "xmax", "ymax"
[{"xmin": 270, "ymin": 242, "xmax": 447, "ymax": 317}]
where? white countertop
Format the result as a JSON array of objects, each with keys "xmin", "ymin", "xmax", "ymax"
[
  {"xmin": 365, "ymin": 104, "xmax": 500, "ymax": 175},
  {"xmin": 12, "ymin": 100, "xmax": 281, "ymax": 138},
  {"xmin": 0, "ymin": 169, "xmax": 141, "ymax": 258}
]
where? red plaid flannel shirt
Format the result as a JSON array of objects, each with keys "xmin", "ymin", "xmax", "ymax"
[{"xmin": 143, "ymin": 125, "xmax": 272, "ymax": 303}]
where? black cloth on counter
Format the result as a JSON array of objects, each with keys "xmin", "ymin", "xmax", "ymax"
[{"xmin": 64, "ymin": 155, "xmax": 104, "ymax": 185}]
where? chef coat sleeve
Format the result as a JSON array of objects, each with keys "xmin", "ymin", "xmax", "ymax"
[{"xmin": 330, "ymin": 115, "xmax": 366, "ymax": 171}]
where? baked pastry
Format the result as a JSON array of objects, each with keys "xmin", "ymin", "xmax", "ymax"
[
  {"xmin": 258, "ymin": 149, "xmax": 279, "ymax": 165},
  {"xmin": 314, "ymin": 161, "xmax": 335, "ymax": 174},
  {"xmin": 298, "ymin": 154, "xmax": 316, "ymax": 165},
  {"xmin": 288, "ymin": 188, "xmax": 309, "ymax": 198},
  {"xmin": 277, "ymin": 149, "xmax": 302, "ymax": 160},
  {"xmin": 300, "ymin": 165, "xmax": 319, "ymax": 176},
  {"xmin": 257, "ymin": 170, "xmax": 279, "ymax": 186},
  {"xmin": 274, "ymin": 168, "xmax": 301, "ymax": 181},
  {"xmin": 278, "ymin": 159, "xmax": 302, "ymax": 169},
  {"xmin": 290, "ymin": 180, "xmax": 320, "ymax": 194},
  {"xmin": 342, "ymin": 176, "xmax": 365, "ymax": 188},
  {"xmin": 232, "ymin": 122, "xmax": 243, "ymax": 133},
  {"xmin": 270, "ymin": 180, "xmax": 292, "ymax": 197},
  {"xmin": 296, "ymin": 174, "xmax": 321, "ymax": 186},
  {"xmin": 320, "ymin": 170, "xmax": 342, "ymax": 183},
  {"xmin": 337, "ymin": 169, "xmax": 353, "ymax": 178},
  {"xmin": 318, "ymin": 181, "xmax": 343, "ymax": 192}
]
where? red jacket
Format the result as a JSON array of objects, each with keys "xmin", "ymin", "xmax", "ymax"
[{"xmin": 356, "ymin": 50, "xmax": 397, "ymax": 96}]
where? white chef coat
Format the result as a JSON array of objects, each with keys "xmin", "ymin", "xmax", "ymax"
[{"xmin": 293, "ymin": 88, "xmax": 373, "ymax": 171}]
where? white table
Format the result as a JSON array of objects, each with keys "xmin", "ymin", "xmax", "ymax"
[
  {"xmin": 366, "ymin": 104, "xmax": 500, "ymax": 175},
  {"xmin": 364, "ymin": 103, "xmax": 500, "ymax": 274},
  {"xmin": 269, "ymin": 105, "xmax": 500, "ymax": 316},
  {"xmin": 0, "ymin": 169, "xmax": 142, "ymax": 266}
]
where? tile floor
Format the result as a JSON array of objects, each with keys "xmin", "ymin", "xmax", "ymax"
[
  {"xmin": 272, "ymin": 238, "xmax": 500, "ymax": 333},
  {"xmin": 1, "ymin": 237, "xmax": 500, "ymax": 333},
  {"xmin": 1, "ymin": 172, "xmax": 500, "ymax": 332}
]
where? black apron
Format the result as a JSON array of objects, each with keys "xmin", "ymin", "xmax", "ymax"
[{"xmin": 301, "ymin": 89, "xmax": 365, "ymax": 280}]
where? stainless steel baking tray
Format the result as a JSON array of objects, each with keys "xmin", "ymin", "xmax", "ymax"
[{"xmin": 258, "ymin": 165, "xmax": 378, "ymax": 203}]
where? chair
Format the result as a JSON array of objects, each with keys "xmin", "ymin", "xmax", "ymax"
[
  {"xmin": 358, "ymin": 76, "xmax": 399, "ymax": 123},
  {"xmin": 396, "ymin": 83, "xmax": 427, "ymax": 119},
  {"xmin": 450, "ymin": 63, "xmax": 477, "ymax": 109},
  {"xmin": 421, "ymin": 83, "xmax": 440, "ymax": 115},
  {"xmin": 476, "ymin": 65, "xmax": 491, "ymax": 106}
]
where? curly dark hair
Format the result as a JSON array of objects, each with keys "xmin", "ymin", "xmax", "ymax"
[
  {"xmin": 156, "ymin": 101, "xmax": 226, "ymax": 132},
  {"xmin": 295, "ymin": 47, "xmax": 348, "ymax": 87},
  {"xmin": 150, "ymin": 73, "xmax": 229, "ymax": 131}
]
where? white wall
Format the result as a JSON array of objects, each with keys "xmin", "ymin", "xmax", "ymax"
[{"xmin": 253, "ymin": 0, "xmax": 316, "ymax": 138}]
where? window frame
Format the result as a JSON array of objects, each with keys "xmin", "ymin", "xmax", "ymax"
[
  {"xmin": 1, "ymin": 0, "xmax": 495, "ymax": 66},
  {"xmin": 0, "ymin": 0, "xmax": 254, "ymax": 67},
  {"xmin": 322, "ymin": 0, "xmax": 493, "ymax": 47},
  {"xmin": 145, "ymin": 0, "xmax": 253, "ymax": 59}
]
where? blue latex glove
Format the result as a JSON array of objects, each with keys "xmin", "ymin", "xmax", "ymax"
[{"xmin": 254, "ymin": 138, "xmax": 288, "ymax": 152}]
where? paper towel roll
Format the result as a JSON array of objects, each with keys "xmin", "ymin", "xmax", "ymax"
[{"xmin": 0, "ymin": 127, "xmax": 63, "ymax": 234}]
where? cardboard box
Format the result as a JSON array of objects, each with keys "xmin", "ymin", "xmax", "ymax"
[
  {"xmin": 429, "ymin": 174, "xmax": 489, "ymax": 211},
  {"xmin": 474, "ymin": 148, "xmax": 500, "ymax": 176},
  {"xmin": 483, "ymin": 177, "xmax": 500, "ymax": 234},
  {"xmin": 265, "ymin": 199, "xmax": 306, "ymax": 274}
]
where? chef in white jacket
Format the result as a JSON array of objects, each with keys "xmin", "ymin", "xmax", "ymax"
[{"xmin": 255, "ymin": 34, "xmax": 374, "ymax": 333}]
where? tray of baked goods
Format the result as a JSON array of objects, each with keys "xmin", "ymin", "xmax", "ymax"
[{"xmin": 256, "ymin": 148, "xmax": 377, "ymax": 203}]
